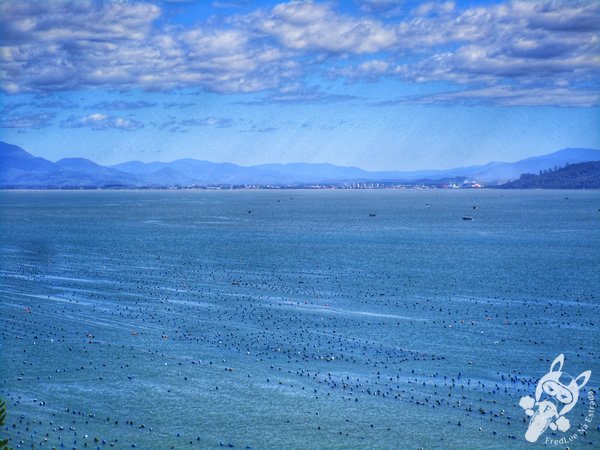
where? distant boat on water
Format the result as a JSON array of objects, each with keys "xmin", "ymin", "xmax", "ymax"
[{"xmin": 462, "ymin": 216, "xmax": 474, "ymax": 221}]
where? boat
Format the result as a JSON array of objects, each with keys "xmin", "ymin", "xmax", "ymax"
[{"xmin": 462, "ymin": 216, "xmax": 474, "ymax": 221}]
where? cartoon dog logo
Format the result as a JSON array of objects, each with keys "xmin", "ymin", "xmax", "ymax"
[{"xmin": 519, "ymin": 354, "xmax": 591, "ymax": 443}]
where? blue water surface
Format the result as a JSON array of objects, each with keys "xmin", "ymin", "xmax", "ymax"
[{"xmin": 1, "ymin": 189, "xmax": 599, "ymax": 449}]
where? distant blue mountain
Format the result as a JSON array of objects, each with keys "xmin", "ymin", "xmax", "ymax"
[
  {"xmin": 436, "ymin": 148, "xmax": 600, "ymax": 183},
  {"xmin": 0, "ymin": 141, "xmax": 56, "ymax": 175},
  {"xmin": 112, "ymin": 159, "xmax": 371, "ymax": 185},
  {"xmin": 141, "ymin": 167, "xmax": 199, "ymax": 186},
  {"xmin": 1, "ymin": 141, "xmax": 599, "ymax": 188},
  {"xmin": 251, "ymin": 162, "xmax": 371, "ymax": 183},
  {"xmin": 55, "ymin": 158, "xmax": 144, "ymax": 186},
  {"xmin": 112, "ymin": 148, "xmax": 600, "ymax": 185},
  {"xmin": 114, "ymin": 159, "xmax": 279, "ymax": 185},
  {"xmin": 355, "ymin": 148, "xmax": 600, "ymax": 184},
  {"xmin": 0, "ymin": 142, "xmax": 144, "ymax": 187}
]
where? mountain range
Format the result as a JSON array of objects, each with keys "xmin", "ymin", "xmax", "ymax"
[
  {"xmin": 499, "ymin": 161, "xmax": 600, "ymax": 189},
  {"xmin": 1, "ymin": 141, "xmax": 599, "ymax": 188}
]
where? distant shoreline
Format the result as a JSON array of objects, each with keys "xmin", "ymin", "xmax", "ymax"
[
  {"xmin": 1, "ymin": 186, "xmax": 599, "ymax": 192},
  {"xmin": 4, "ymin": 142, "xmax": 600, "ymax": 190}
]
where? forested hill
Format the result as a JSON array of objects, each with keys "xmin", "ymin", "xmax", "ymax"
[{"xmin": 498, "ymin": 161, "xmax": 600, "ymax": 189}]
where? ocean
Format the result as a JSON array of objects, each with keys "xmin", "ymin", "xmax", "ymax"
[{"xmin": 1, "ymin": 189, "xmax": 599, "ymax": 449}]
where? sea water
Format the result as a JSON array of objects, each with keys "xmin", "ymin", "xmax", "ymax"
[{"xmin": 0, "ymin": 189, "xmax": 599, "ymax": 449}]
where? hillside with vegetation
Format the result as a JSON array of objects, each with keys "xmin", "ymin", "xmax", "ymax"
[{"xmin": 498, "ymin": 161, "xmax": 600, "ymax": 189}]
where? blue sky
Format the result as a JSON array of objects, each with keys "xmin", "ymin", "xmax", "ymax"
[{"xmin": 0, "ymin": 0, "xmax": 598, "ymax": 171}]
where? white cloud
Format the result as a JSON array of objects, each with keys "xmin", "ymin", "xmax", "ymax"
[
  {"xmin": 61, "ymin": 114, "xmax": 144, "ymax": 131},
  {"xmin": 0, "ymin": 0, "xmax": 597, "ymax": 107},
  {"xmin": 338, "ymin": 1, "xmax": 600, "ymax": 105},
  {"xmin": 355, "ymin": 0, "xmax": 405, "ymax": 15},
  {"xmin": 159, "ymin": 116, "xmax": 234, "ymax": 132},
  {"xmin": 88, "ymin": 101, "xmax": 157, "ymax": 110},
  {"xmin": 411, "ymin": 1, "xmax": 455, "ymax": 17},
  {"xmin": 0, "ymin": 112, "xmax": 55, "ymax": 128},
  {"xmin": 332, "ymin": 59, "xmax": 395, "ymax": 81},
  {"xmin": 248, "ymin": 2, "xmax": 398, "ymax": 53},
  {"xmin": 0, "ymin": 1, "xmax": 159, "ymax": 43},
  {"xmin": 397, "ymin": 86, "xmax": 600, "ymax": 108},
  {"xmin": 404, "ymin": 1, "xmax": 600, "ymax": 81},
  {"xmin": 0, "ymin": 1, "xmax": 300, "ymax": 94},
  {"xmin": 180, "ymin": 117, "xmax": 233, "ymax": 127}
]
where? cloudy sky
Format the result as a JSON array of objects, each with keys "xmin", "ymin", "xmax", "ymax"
[{"xmin": 0, "ymin": 0, "xmax": 598, "ymax": 170}]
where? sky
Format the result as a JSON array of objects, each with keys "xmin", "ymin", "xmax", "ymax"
[{"xmin": 0, "ymin": 0, "xmax": 599, "ymax": 171}]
